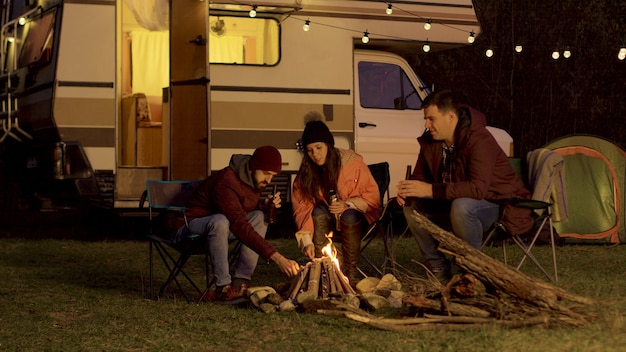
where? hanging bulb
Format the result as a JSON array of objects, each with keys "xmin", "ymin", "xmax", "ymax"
[
  {"xmin": 485, "ymin": 48, "xmax": 494, "ymax": 58},
  {"xmin": 424, "ymin": 19, "xmax": 431, "ymax": 31},
  {"xmin": 552, "ymin": 50, "xmax": 560, "ymax": 60},
  {"xmin": 303, "ymin": 19, "xmax": 310, "ymax": 32},
  {"xmin": 515, "ymin": 44, "xmax": 523, "ymax": 53},
  {"xmin": 362, "ymin": 31, "xmax": 369, "ymax": 44},
  {"xmin": 618, "ymin": 47, "xmax": 626, "ymax": 61},
  {"xmin": 468, "ymin": 31, "xmax": 475, "ymax": 43},
  {"xmin": 249, "ymin": 5, "xmax": 257, "ymax": 18},
  {"xmin": 563, "ymin": 48, "xmax": 571, "ymax": 59},
  {"xmin": 422, "ymin": 40, "xmax": 430, "ymax": 53},
  {"xmin": 18, "ymin": 17, "xmax": 26, "ymax": 26},
  {"xmin": 386, "ymin": 4, "xmax": 393, "ymax": 15}
]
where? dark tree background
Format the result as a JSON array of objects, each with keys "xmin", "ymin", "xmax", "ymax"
[{"xmin": 405, "ymin": 0, "xmax": 626, "ymax": 156}]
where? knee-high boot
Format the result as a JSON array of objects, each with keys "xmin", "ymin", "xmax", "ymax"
[
  {"xmin": 312, "ymin": 214, "xmax": 332, "ymax": 257},
  {"xmin": 339, "ymin": 221, "xmax": 362, "ymax": 284}
]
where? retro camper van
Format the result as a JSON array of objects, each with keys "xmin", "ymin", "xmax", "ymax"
[{"xmin": 0, "ymin": 0, "xmax": 511, "ymax": 210}]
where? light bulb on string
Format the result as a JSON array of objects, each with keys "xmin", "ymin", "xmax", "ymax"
[
  {"xmin": 563, "ymin": 48, "xmax": 571, "ymax": 59},
  {"xmin": 552, "ymin": 50, "xmax": 560, "ymax": 60},
  {"xmin": 485, "ymin": 48, "xmax": 494, "ymax": 58},
  {"xmin": 303, "ymin": 19, "xmax": 310, "ymax": 32},
  {"xmin": 249, "ymin": 5, "xmax": 257, "ymax": 18},
  {"xmin": 514, "ymin": 44, "xmax": 523, "ymax": 53},
  {"xmin": 468, "ymin": 31, "xmax": 475, "ymax": 43},
  {"xmin": 424, "ymin": 19, "xmax": 431, "ymax": 31},
  {"xmin": 422, "ymin": 40, "xmax": 430, "ymax": 53},
  {"xmin": 618, "ymin": 47, "xmax": 626, "ymax": 61},
  {"xmin": 362, "ymin": 31, "xmax": 369, "ymax": 44},
  {"xmin": 386, "ymin": 4, "xmax": 393, "ymax": 15},
  {"xmin": 18, "ymin": 17, "xmax": 26, "ymax": 26}
]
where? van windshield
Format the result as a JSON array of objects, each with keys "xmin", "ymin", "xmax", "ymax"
[
  {"xmin": 208, "ymin": 15, "xmax": 279, "ymax": 65},
  {"xmin": 358, "ymin": 62, "xmax": 422, "ymax": 110}
]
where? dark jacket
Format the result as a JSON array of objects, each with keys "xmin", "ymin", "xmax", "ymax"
[
  {"xmin": 182, "ymin": 154, "xmax": 277, "ymax": 260},
  {"xmin": 412, "ymin": 105, "xmax": 533, "ymax": 235}
]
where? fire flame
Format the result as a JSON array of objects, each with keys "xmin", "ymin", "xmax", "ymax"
[{"xmin": 321, "ymin": 231, "xmax": 341, "ymax": 272}]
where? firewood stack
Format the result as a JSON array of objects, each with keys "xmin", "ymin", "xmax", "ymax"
[{"xmin": 287, "ymin": 257, "xmax": 355, "ymax": 300}]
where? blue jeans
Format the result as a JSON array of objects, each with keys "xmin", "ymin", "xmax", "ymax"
[
  {"xmin": 177, "ymin": 210, "xmax": 267, "ymax": 287},
  {"xmin": 404, "ymin": 197, "xmax": 500, "ymax": 270}
]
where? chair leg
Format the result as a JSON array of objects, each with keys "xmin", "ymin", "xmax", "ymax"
[{"xmin": 512, "ymin": 235, "xmax": 555, "ymax": 282}]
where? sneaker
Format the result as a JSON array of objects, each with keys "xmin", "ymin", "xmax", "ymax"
[{"xmin": 214, "ymin": 284, "xmax": 247, "ymax": 304}]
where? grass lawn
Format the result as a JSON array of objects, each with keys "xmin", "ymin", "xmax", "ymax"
[{"xmin": 1, "ymin": 227, "xmax": 626, "ymax": 351}]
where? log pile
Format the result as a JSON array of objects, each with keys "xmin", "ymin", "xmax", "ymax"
[
  {"xmin": 314, "ymin": 209, "xmax": 596, "ymax": 330},
  {"xmin": 287, "ymin": 257, "xmax": 355, "ymax": 300}
]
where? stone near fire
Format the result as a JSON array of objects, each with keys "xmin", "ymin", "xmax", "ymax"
[
  {"xmin": 355, "ymin": 277, "xmax": 380, "ymax": 294},
  {"xmin": 360, "ymin": 292, "xmax": 390, "ymax": 310},
  {"xmin": 376, "ymin": 274, "xmax": 402, "ymax": 291}
]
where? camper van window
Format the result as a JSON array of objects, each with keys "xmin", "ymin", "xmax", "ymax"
[
  {"xmin": 358, "ymin": 62, "xmax": 422, "ymax": 110},
  {"xmin": 208, "ymin": 16, "xmax": 279, "ymax": 66},
  {"xmin": 18, "ymin": 12, "xmax": 55, "ymax": 69}
]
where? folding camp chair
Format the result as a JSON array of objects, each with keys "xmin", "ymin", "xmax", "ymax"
[
  {"xmin": 358, "ymin": 162, "xmax": 396, "ymax": 277},
  {"xmin": 482, "ymin": 152, "xmax": 561, "ymax": 282},
  {"xmin": 140, "ymin": 180, "xmax": 210, "ymax": 303}
]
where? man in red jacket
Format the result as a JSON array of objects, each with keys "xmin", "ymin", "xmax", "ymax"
[
  {"xmin": 396, "ymin": 90, "xmax": 533, "ymax": 283},
  {"xmin": 177, "ymin": 145, "xmax": 300, "ymax": 301}
]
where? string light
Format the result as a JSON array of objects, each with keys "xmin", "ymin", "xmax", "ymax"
[
  {"xmin": 386, "ymin": 4, "xmax": 393, "ymax": 15},
  {"xmin": 514, "ymin": 41, "xmax": 523, "ymax": 53},
  {"xmin": 563, "ymin": 48, "xmax": 571, "ymax": 59},
  {"xmin": 552, "ymin": 50, "xmax": 560, "ymax": 60},
  {"xmin": 362, "ymin": 31, "xmax": 369, "ymax": 44},
  {"xmin": 422, "ymin": 40, "xmax": 430, "ymax": 53},
  {"xmin": 468, "ymin": 31, "xmax": 475, "ymax": 43},
  {"xmin": 18, "ymin": 17, "xmax": 26, "ymax": 25},
  {"xmin": 618, "ymin": 47, "xmax": 626, "ymax": 61},
  {"xmin": 485, "ymin": 48, "xmax": 494, "ymax": 58},
  {"xmin": 249, "ymin": 5, "xmax": 257, "ymax": 18},
  {"xmin": 303, "ymin": 19, "xmax": 310, "ymax": 32},
  {"xmin": 424, "ymin": 19, "xmax": 431, "ymax": 31}
]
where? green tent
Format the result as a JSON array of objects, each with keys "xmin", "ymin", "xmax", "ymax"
[{"xmin": 544, "ymin": 135, "xmax": 626, "ymax": 244}]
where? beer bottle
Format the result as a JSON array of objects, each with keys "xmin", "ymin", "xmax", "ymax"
[
  {"xmin": 329, "ymin": 189, "xmax": 341, "ymax": 231},
  {"xmin": 266, "ymin": 185, "xmax": 278, "ymax": 224}
]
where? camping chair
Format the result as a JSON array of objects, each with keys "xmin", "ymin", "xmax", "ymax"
[
  {"xmin": 358, "ymin": 162, "xmax": 396, "ymax": 277},
  {"xmin": 482, "ymin": 152, "xmax": 561, "ymax": 282},
  {"xmin": 140, "ymin": 180, "xmax": 208, "ymax": 303}
]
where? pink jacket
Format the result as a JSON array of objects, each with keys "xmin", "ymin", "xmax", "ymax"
[{"xmin": 292, "ymin": 149, "xmax": 381, "ymax": 234}]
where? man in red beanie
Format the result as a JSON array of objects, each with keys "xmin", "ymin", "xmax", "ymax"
[{"xmin": 177, "ymin": 145, "xmax": 300, "ymax": 302}]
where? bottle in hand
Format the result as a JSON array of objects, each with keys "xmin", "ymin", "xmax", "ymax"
[
  {"xmin": 329, "ymin": 189, "xmax": 341, "ymax": 231},
  {"xmin": 266, "ymin": 185, "xmax": 278, "ymax": 224}
]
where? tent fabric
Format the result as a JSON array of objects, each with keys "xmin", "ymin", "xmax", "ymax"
[{"xmin": 543, "ymin": 135, "xmax": 626, "ymax": 244}]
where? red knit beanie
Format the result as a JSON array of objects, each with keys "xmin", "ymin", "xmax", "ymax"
[{"xmin": 250, "ymin": 145, "xmax": 282, "ymax": 173}]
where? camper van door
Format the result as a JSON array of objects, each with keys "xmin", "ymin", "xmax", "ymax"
[{"xmin": 353, "ymin": 50, "xmax": 429, "ymax": 197}]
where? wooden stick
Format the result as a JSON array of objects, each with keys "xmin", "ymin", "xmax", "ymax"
[
  {"xmin": 288, "ymin": 263, "xmax": 311, "ymax": 299},
  {"xmin": 307, "ymin": 259, "xmax": 322, "ymax": 299}
]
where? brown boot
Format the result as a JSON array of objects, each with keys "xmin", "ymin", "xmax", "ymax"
[
  {"xmin": 339, "ymin": 221, "xmax": 363, "ymax": 285},
  {"xmin": 312, "ymin": 214, "xmax": 332, "ymax": 257}
]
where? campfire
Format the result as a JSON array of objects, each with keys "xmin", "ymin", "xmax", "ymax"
[{"xmin": 287, "ymin": 232, "xmax": 355, "ymax": 300}]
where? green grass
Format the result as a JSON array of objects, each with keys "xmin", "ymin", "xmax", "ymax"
[{"xmin": 1, "ymin": 233, "xmax": 626, "ymax": 352}]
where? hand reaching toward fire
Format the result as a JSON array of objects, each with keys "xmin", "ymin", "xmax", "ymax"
[
  {"xmin": 270, "ymin": 252, "xmax": 300, "ymax": 277},
  {"xmin": 303, "ymin": 244, "xmax": 315, "ymax": 260}
]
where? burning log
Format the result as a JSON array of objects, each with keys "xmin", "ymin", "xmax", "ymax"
[{"xmin": 288, "ymin": 257, "xmax": 355, "ymax": 300}]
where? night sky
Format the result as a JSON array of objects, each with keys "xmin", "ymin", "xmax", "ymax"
[{"xmin": 408, "ymin": 0, "xmax": 626, "ymax": 155}]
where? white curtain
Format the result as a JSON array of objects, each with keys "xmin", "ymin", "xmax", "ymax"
[
  {"xmin": 209, "ymin": 35, "xmax": 244, "ymax": 64},
  {"xmin": 130, "ymin": 31, "xmax": 169, "ymax": 97},
  {"xmin": 124, "ymin": 0, "xmax": 169, "ymax": 31}
]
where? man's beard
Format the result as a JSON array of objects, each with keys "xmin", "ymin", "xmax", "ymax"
[{"xmin": 256, "ymin": 181, "xmax": 268, "ymax": 190}]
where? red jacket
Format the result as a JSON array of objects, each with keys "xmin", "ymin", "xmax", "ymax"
[
  {"xmin": 413, "ymin": 105, "xmax": 533, "ymax": 235},
  {"xmin": 182, "ymin": 154, "xmax": 277, "ymax": 260}
]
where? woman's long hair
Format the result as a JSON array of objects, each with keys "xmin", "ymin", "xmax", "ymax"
[{"xmin": 296, "ymin": 144, "xmax": 342, "ymax": 203}]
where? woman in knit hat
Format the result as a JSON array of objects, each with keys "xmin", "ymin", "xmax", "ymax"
[{"xmin": 292, "ymin": 112, "xmax": 381, "ymax": 284}]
